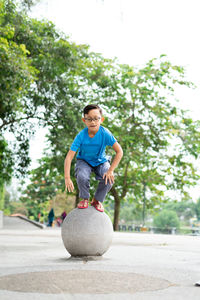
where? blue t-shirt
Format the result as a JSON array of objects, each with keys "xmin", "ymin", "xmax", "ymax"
[{"xmin": 70, "ymin": 126, "xmax": 116, "ymax": 166}]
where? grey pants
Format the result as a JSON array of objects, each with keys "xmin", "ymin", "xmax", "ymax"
[{"xmin": 75, "ymin": 159, "xmax": 113, "ymax": 203}]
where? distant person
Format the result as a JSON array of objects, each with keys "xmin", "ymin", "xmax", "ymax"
[
  {"xmin": 61, "ymin": 211, "xmax": 67, "ymax": 221},
  {"xmin": 56, "ymin": 217, "xmax": 62, "ymax": 227},
  {"xmin": 47, "ymin": 208, "xmax": 54, "ymax": 227},
  {"xmin": 64, "ymin": 104, "xmax": 123, "ymax": 212}
]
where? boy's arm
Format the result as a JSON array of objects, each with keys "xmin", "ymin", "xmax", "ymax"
[
  {"xmin": 64, "ymin": 150, "xmax": 76, "ymax": 192},
  {"xmin": 103, "ymin": 142, "xmax": 123, "ymax": 185}
]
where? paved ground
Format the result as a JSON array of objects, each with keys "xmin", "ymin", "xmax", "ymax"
[{"xmin": 0, "ymin": 216, "xmax": 200, "ymax": 299}]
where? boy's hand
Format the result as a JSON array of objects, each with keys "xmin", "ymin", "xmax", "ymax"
[
  {"xmin": 103, "ymin": 170, "xmax": 114, "ymax": 185},
  {"xmin": 65, "ymin": 177, "xmax": 74, "ymax": 193}
]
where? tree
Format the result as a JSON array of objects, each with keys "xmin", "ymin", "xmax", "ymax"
[
  {"xmin": 95, "ymin": 57, "xmax": 200, "ymax": 230},
  {"xmin": 119, "ymin": 201, "xmax": 143, "ymax": 224},
  {"xmin": 0, "ymin": 0, "xmax": 99, "ymax": 209},
  {"xmin": 0, "ymin": 0, "xmax": 38, "ymax": 210},
  {"xmin": 0, "ymin": 0, "xmax": 114, "ymax": 213},
  {"xmin": 19, "ymin": 156, "xmax": 62, "ymax": 220},
  {"xmin": 0, "ymin": 0, "xmax": 113, "ymax": 178},
  {"xmin": 22, "ymin": 54, "xmax": 200, "ymax": 230},
  {"xmin": 195, "ymin": 198, "xmax": 200, "ymax": 221},
  {"xmin": 1, "ymin": 1, "xmax": 200, "ymax": 231},
  {"xmin": 0, "ymin": 0, "xmax": 96, "ymax": 178},
  {"xmin": 164, "ymin": 200, "xmax": 196, "ymax": 222},
  {"xmin": 19, "ymin": 156, "xmax": 76, "ymax": 221},
  {"xmin": 153, "ymin": 210, "xmax": 180, "ymax": 229},
  {"xmin": 0, "ymin": 137, "xmax": 13, "ymax": 209}
]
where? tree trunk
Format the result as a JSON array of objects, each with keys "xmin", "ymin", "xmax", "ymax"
[
  {"xmin": 0, "ymin": 183, "xmax": 5, "ymax": 210},
  {"xmin": 142, "ymin": 182, "xmax": 146, "ymax": 226},
  {"xmin": 111, "ymin": 187, "xmax": 121, "ymax": 231}
]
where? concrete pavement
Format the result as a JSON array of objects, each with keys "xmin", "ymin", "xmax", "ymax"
[{"xmin": 0, "ymin": 216, "xmax": 200, "ymax": 299}]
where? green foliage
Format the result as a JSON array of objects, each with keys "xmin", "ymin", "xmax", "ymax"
[
  {"xmin": 0, "ymin": 181, "xmax": 5, "ymax": 210},
  {"xmin": 93, "ymin": 56, "xmax": 200, "ymax": 228},
  {"xmin": 120, "ymin": 206, "xmax": 134, "ymax": 223},
  {"xmin": 153, "ymin": 210, "xmax": 180, "ymax": 229},
  {"xmin": 119, "ymin": 204, "xmax": 143, "ymax": 224},
  {"xmin": 0, "ymin": 0, "xmax": 37, "ymax": 178},
  {"xmin": 195, "ymin": 198, "xmax": 200, "ymax": 221},
  {"xmin": 19, "ymin": 0, "xmax": 39, "ymax": 11},
  {"xmin": 0, "ymin": 136, "xmax": 14, "ymax": 184},
  {"xmin": 19, "ymin": 164, "xmax": 59, "ymax": 220},
  {"xmin": 164, "ymin": 200, "xmax": 196, "ymax": 220},
  {"xmin": 1, "ymin": 185, "xmax": 24, "ymax": 214},
  {"xmin": 0, "ymin": 0, "xmax": 90, "ymax": 179},
  {"xmin": 1, "ymin": 0, "xmax": 200, "ymax": 230},
  {"xmin": 19, "ymin": 156, "xmax": 75, "ymax": 220},
  {"xmin": 4, "ymin": 200, "xmax": 27, "ymax": 216},
  {"xmin": 53, "ymin": 193, "xmax": 75, "ymax": 217}
]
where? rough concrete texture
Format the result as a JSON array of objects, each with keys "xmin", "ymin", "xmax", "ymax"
[
  {"xmin": 3, "ymin": 216, "xmax": 42, "ymax": 230},
  {"xmin": 0, "ymin": 270, "xmax": 173, "ymax": 294},
  {"xmin": 61, "ymin": 207, "xmax": 113, "ymax": 256},
  {"xmin": 0, "ymin": 216, "xmax": 200, "ymax": 299}
]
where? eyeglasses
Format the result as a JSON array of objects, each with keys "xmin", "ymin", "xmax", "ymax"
[{"xmin": 84, "ymin": 117, "xmax": 101, "ymax": 123}]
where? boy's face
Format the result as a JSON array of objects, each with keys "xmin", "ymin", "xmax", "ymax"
[{"xmin": 82, "ymin": 109, "xmax": 104, "ymax": 133}]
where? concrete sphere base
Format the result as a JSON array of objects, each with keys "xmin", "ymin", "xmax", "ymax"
[{"xmin": 61, "ymin": 206, "xmax": 113, "ymax": 257}]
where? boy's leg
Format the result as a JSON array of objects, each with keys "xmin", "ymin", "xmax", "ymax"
[
  {"xmin": 75, "ymin": 159, "xmax": 92, "ymax": 201},
  {"xmin": 93, "ymin": 161, "xmax": 113, "ymax": 203}
]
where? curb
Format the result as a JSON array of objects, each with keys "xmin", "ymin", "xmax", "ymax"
[{"xmin": 17, "ymin": 215, "xmax": 46, "ymax": 229}]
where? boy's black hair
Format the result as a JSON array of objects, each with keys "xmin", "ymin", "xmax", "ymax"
[{"xmin": 83, "ymin": 104, "xmax": 102, "ymax": 116}]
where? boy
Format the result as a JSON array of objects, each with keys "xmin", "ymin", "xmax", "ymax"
[{"xmin": 64, "ymin": 104, "xmax": 123, "ymax": 212}]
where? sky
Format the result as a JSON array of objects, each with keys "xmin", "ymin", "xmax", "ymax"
[
  {"xmin": 22, "ymin": 0, "xmax": 200, "ymax": 200},
  {"xmin": 30, "ymin": 0, "xmax": 200, "ymax": 83},
  {"xmin": 29, "ymin": 0, "xmax": 200, "ymax": 116}
]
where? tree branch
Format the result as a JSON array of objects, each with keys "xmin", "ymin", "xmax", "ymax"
[{"xmin": 0, "ymin": 115, "xmax": 49, "ymax": 131}]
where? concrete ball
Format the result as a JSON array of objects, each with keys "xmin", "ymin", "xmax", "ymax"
[{"xmin": 61, "ymin": 206, "xmax": 113, "ymax": 257}]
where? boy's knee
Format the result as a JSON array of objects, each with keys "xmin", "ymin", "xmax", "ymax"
[
  {"xmin": 106, "ymin": 181, "xmax": 113, "ymax": 189},
  {"xmin": 76, "ymin": 172, "xmax": 90, "ymax": 184}
]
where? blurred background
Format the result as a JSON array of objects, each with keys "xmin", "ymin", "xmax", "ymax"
[{"xmin": 1, "ymin": 0, "xmax": 200, "ymax": 233}]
